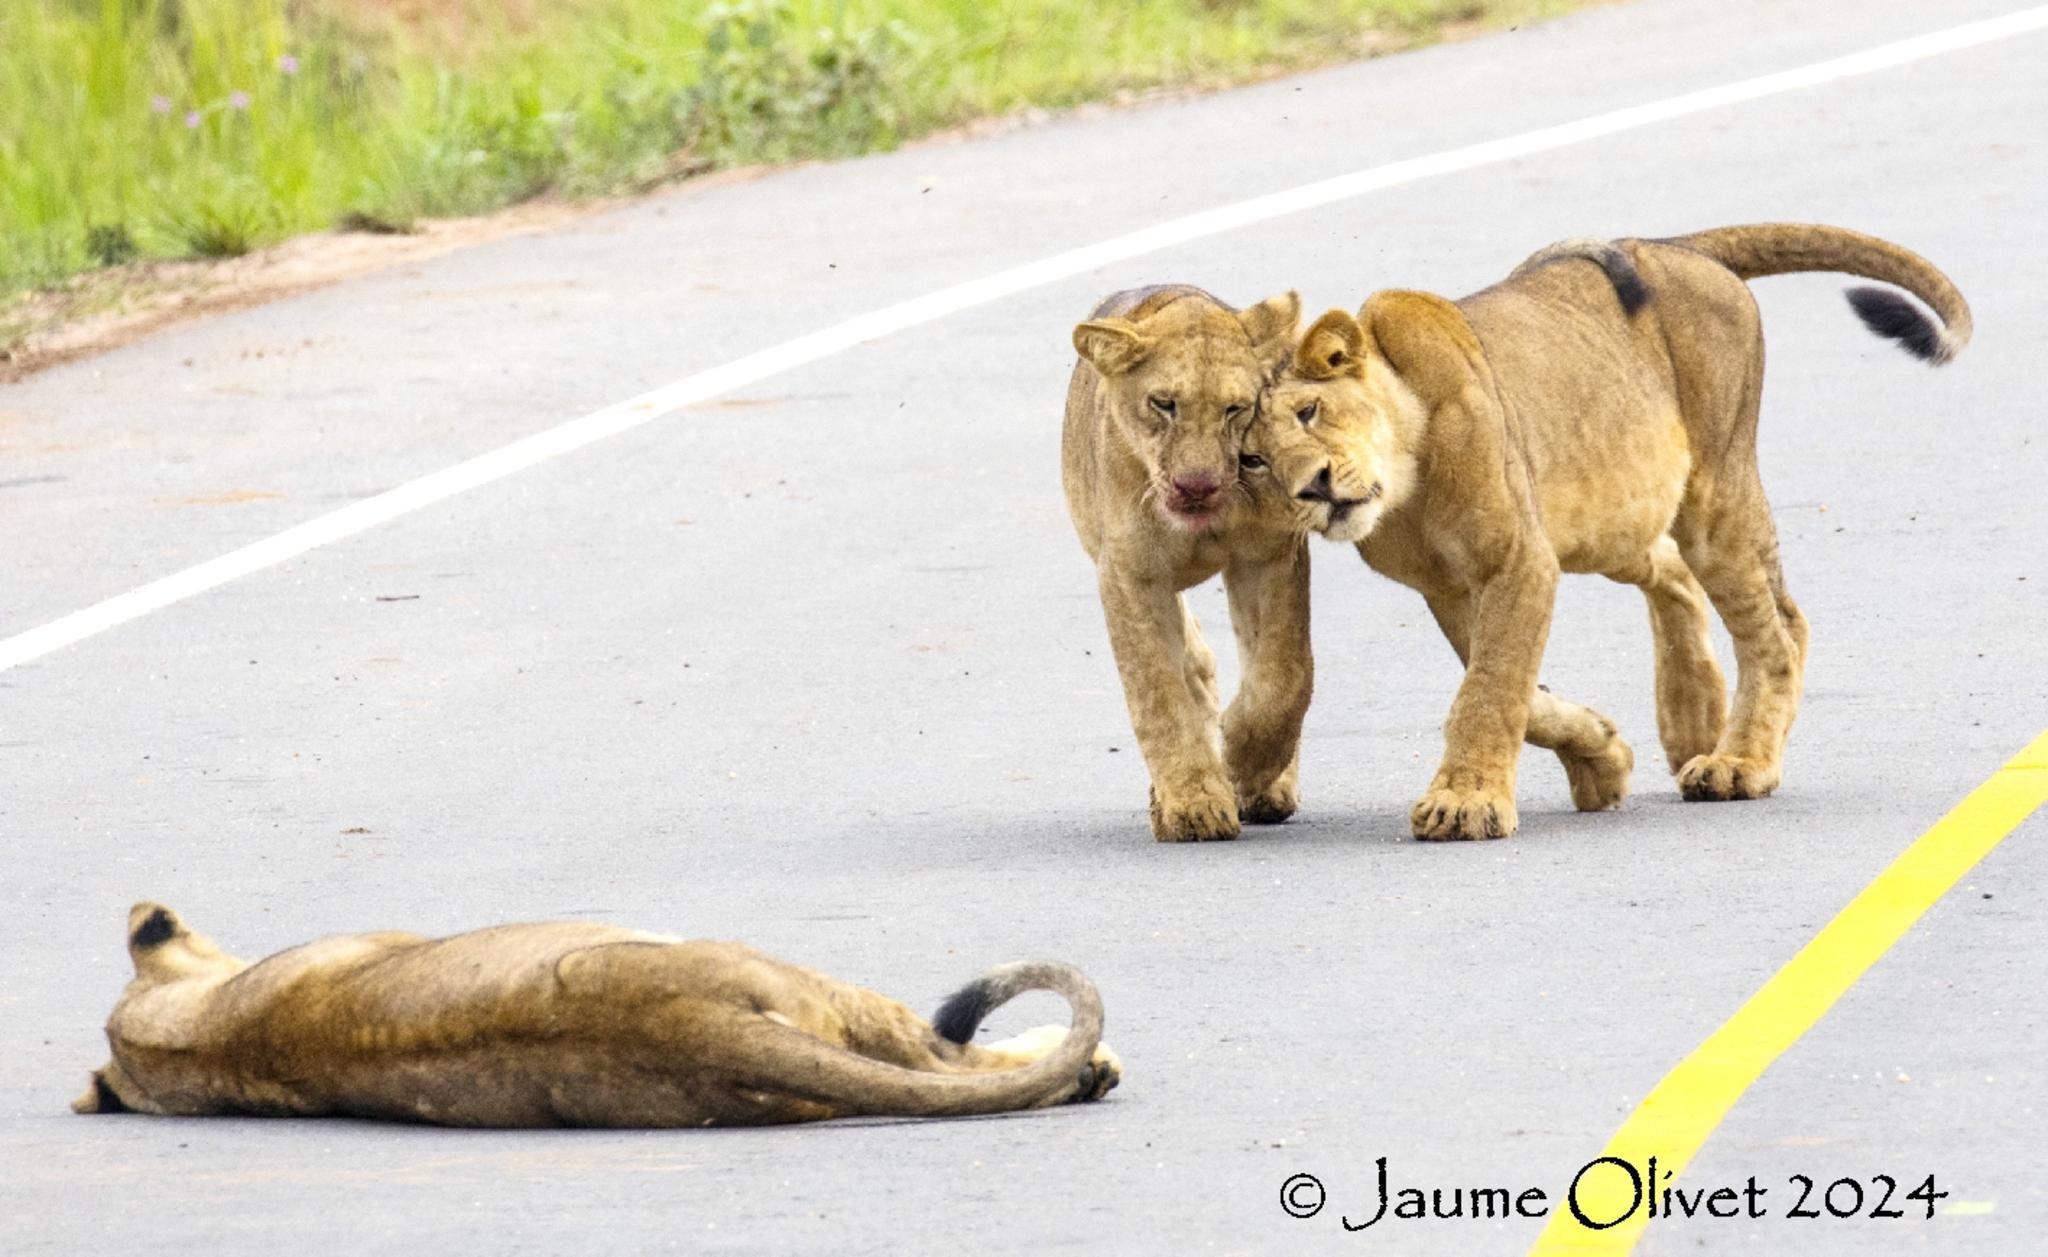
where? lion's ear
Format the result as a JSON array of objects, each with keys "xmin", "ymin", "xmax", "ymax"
[
  {"xmin": 1073, "ymin": 318, "xmax": 1152, "ymax": 375},
  {"xmin": 127, "ymin": 902, "xmax": 183, "ymax": 972},
  {"xmin": 1295, "ymin": 309, "xmax": 1366, "ymax": 380},
  {"xmin": 1237, "ymin": 290, "xmax": 1301, "ymax": 365},
  {"xmin": 73, "ymin": 1065, "xmax": 133, "ymax": 1114}
]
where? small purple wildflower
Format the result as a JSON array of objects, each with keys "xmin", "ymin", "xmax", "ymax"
[
  {"xmin": 185, "ymin": 110, "xmax": 202, "ymax": 129},
  {"xmin": 278, "ymin": 54, "xmax": 300, "ymax": 75},
  {"xmin": 229, "ymin": 90, "xmax": 251, "ymax": 111},
  {"xmin": 150, "ymin": 95, "xmax": 173, "ymax": 116}
]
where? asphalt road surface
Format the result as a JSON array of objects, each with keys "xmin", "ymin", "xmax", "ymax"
[{"xmin": 4, "ymin": 0, "xmax": 2044, "ymax": 1252}]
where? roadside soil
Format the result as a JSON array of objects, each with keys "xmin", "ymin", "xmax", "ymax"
[{"xmin": 0, "ymin": 14, "xmax": 1519, "ymax": 383}]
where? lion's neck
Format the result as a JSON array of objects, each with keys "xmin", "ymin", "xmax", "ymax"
[{"xmin": 1370, "ymin": 364, "xmax": 1431, "ymax": 518}]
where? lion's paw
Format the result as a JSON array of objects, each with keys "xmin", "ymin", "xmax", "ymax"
[
  {"xmin": 1150, "ymin": 780, "xmax": 1240, "ymax": 842},
  {"xmin": 995, "ymin": 1027, "xmax": 1121, "ymax": 1103},
  {"xmin": 986, "ymin": 1023, "xmax": 1068, "ymax": 1060},
  {"xmin": 1561, "ymin": 734, "xmax": 1633, "ymax": 812},
  {"xmin": 1677, "ymin": 753, "xmax": 1779, "ymax": 802},
  {"xmin": 1238, "ymin": 777, "xmax": 1299, "ymax": 826},
  {"xmin": 1410, "ymin": 782, "xmax": 1519, "ymax": 841},
  {"xmin": 1075, "ymin": 1043, "xmax": 1122, "ymax": 1102}
]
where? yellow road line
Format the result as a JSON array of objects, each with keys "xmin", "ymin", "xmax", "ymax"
[{"xmin": 1529, "ymin": 731, "xmax": 2048, "ymax": 1255}]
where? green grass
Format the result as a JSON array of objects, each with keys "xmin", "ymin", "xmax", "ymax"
[{"xmin": 1, "ymin": 0, "xmax": 1572, "ymax": 299}]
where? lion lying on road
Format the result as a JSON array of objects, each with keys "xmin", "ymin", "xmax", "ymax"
[
  {"xmin": 1064, "ymin": 284, "xmax": 1309, "ymax": 842},
  {"xmin": 76, "ymin": 903, "xmax": 1119, "ymax": 1126},
  {"xmin": 1247, "ymin": 223, "xmax": 1970, "ymax": 839}
]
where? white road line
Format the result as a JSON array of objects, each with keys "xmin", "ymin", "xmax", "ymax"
[{"xmin": 5, "ymin": 5, "xmax": 2046, "ymax": 676}]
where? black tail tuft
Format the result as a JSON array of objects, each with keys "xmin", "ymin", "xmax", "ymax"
[
  {"xmin": 932, "ymin": 975, "xmax": 999, "ymax": 1044},
  {"xmin": 1513, "ymin": 238, "xmax": 1649, "ymax": 315},
  {"xmin": 1599, "ymin": 252, "xmax": 1650, "ymax": 316},
  {"xmin": 1846, "ymin": 286, "xmax": 1947, "ymax": 363}
]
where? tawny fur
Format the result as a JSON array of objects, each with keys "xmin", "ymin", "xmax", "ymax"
[
  {"xmin": 1248, "ymin": 223, "xmax": 1969, "ymax": 840},
  {"xmin": 75, "ymin": 903, "xmax": 1120, "ymax": 1126},
  {"xmin": 1063, "ymin": 285, "xmax": 1312, "ymax": 841}
]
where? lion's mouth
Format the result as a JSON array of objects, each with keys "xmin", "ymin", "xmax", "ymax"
[
  {"xmin": 1316, "ymin": 486, "xmax": 1384, "ymax": 542},
  {"xmin": 1292, "ymin": 472, "xmax": 1383, "ymax": 536},
  {"xmin": 1320, "ymin": 481, "xmax": 1382, "ymax": 529},
  {"xmin": 1163, "ymin": 498, "xmax": 1226, "ymax": 531},
  {"xmin": 1158, "ymin": 482, "xmax": 1229, "ymax": 531}
]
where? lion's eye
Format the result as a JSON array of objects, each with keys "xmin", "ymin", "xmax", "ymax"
[
  {"xmin": 1224, "ymin": 403, "xmax": 1249, "ymax": 422},
  {"xmin": 1296, "ymin": 401, "xmax": 1319, "ymax": 425},
  {"xmin": 1239, "ymin": 453, "xmax": 1268, "ymax": 471},
  {"xmin": 1149, "ymin": 395, "xmax": 1176, "ymax": 418}
]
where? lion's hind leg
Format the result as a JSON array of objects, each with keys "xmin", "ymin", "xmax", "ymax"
[
  {"xmin": 971, "ymin": 1025, "xmax": 1122, "ymax": 1102},
  {"xmin": 1625, "ymin": 535, "xmax": 1728, "ymax": 774},
  {"xmin": 1671, "ymin": 485, "xmax": 1804, "ymax": 802}
]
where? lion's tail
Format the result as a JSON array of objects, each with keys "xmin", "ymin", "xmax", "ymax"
[
  {"xmin": 750, "ymin": 961, "xmax": 1106, "ymax": 1119},
  {"xmin": 1671, "ymin": 223, "xmax": 1972, "ymax": 365}
]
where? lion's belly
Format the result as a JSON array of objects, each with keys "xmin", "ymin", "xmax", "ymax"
[
  {"xmin": 1531, "ymin": 407, "xmax": 1692, "ymax": 577},
  {"xmin": 309, "ymin": 1043, "xmax": 749, "ymax": 1128},
  {"xmin": 1472, "ymin": 284, "xmax": 1693, "ymax": 576},
  {"xmin": 192, "ymin": 927, "xmax": 746, "ymax": 1126}
]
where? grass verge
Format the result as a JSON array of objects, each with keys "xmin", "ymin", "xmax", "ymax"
[{"xmin": 1, "ymin": 0, "xmax": 1578, "ymax": 362}]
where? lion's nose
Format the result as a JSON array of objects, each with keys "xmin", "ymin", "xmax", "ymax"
[
  {"xmin": 1170, "ymin": 472, "xmax": 1222, "ymax": 504},
  {"xmin": 1294, "ymin": 466, "xmax": 1334, "ymax": 503}
]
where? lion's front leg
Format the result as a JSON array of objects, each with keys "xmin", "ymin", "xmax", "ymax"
[
  {"xmin": 1413, "ymin": 554, "xmax": 1558, "ymax": 840},
  {"xmin": 1221, "ymin": 539, "xmax": 1313, "ymax": 824},
  {"xmin": 1097, "ymin": 569, "xmax": 1238, "ymax": 841},
  {"xmin": 1423, "ymin": 582, "xmax": 1629, "ymax": 815},
  {"xmin": 1528, "ymin": 690, "xmax": 1635, "ymax": 813},
  {"xmin": 1669, "ymin": 470, "xmax": 1806, "ymax": 803}
]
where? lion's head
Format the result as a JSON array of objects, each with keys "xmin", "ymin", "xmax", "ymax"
[
  {"xmin": 73, "ymin": 902, "xmax": 246, "ymax": 1115},
  {"xmin": 1248, "ymin": 308, "xmax": 1428, "ymax": 544},
  {"xmin": 1073, "ymin": 289, "xmax": 1299, "ymax": 533},
  {"xmin": 120, "ymin": 902, "xmax": 241, "ymax": 984}
]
